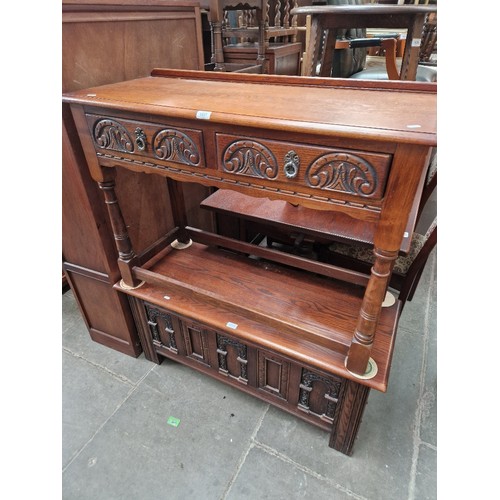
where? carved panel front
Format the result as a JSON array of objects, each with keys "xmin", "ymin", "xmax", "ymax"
[
  {"xmin": 257, "ymin": 351, "xmax": 290, "ymax": 400},
  {"xmin": 181, "ymin": 320, "xmax": 212, "ymax": 367},
  {"xmin": 216, "ymin": 133, "xmax": 391, "ymax": 204},
  {"xmin": 93, "ymin": 119, "xmax": 135, "ymax": 153},
  {"xmin": 152, "ymin": 129, "xmax": 201, "ymax": 166},
  {"xmin": 216, "ymin": 334, "xmax": 248, "ymax": 385},
  {"xmin": 221, "ymin": 139, "xmax": 279, "ymax": 180},
  {"xmin": 144, "ymin": 304, "xmax": 179, "ymax": 354},
  {"xmin": 305, "ymin": 152, "xmax": 379, "ymax": 197},
  {"xmin": 87, "ymin": 114, "xmax": 206, "ymax": 168},
  {"xmin": 297, "ymin": 369, "xmax": 343, "ymax": 423}
]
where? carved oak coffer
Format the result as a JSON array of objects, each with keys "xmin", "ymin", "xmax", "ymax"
[{"xmin": 133, "ymin": 298, "xmax": 360, "ymax": 436}]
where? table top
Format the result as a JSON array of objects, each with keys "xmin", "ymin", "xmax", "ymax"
[
  {"xmin": 291, "ymin": 4, "xmax": 436, "ymax": 16},
  {"xmin": 63, "ymin": 70, "xmax": 436, "ymax": 146}
]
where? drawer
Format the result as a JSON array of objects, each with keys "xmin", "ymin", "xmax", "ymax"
[
  {"xmin": 216, "ymin": 133, "xmax": 391, "ymax": 202},
  {"xmin": 87, "ymin": 114, "xmax": 206, "ymax": 169}
]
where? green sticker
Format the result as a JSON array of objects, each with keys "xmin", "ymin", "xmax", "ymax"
[{"xmin": 167, "ymin": 416, "xmax": 181, "ymax": 427}]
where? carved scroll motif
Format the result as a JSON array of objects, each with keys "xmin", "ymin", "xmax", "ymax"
[
  {"xmin": 153, "ymin": 129, "xmax": 201, "ymax": 167},
  {"xmin": 216, "ymin": 334, "xmax": 248, "ymax": 382},
  {"xmin": 93, "ymin": 119, "xmax": 134, "ymax": 153},
  {"xmin": 222, "ymin": 140, "xmax": 278, "ymax": 180},
  {"xmin": 298, "ymin": 370, "xmax": 341, "ymax": 421},
  {"xmin": 145, "ymin": 304, "xmax": 178, "ymax": 352},
  {"xmin": 306, "ymin": 152, "xmax": 378, "ymax": 197}
]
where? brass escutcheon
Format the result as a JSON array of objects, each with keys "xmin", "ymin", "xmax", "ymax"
[
  {"xmin": 135, "ymin": 128, "xmax": 147, "ymax": 151},
  {"xmin": 284, "ymin": 150, "xmax": 300, "ymax": 179}
]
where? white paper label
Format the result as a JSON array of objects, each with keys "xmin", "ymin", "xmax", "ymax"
[
  {"xmin": 196, "ymin": 110, "xmax": 212, "ymax": 120},
  {"xmin": 411, "ymin": 38, "xmax": 421, "ymax": 47},
  {"xmin": 226, "ymin": 322, "xmax": 238, "ymax": 330}
]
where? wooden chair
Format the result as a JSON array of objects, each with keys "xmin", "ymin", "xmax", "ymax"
[
  {"xmin": 316, "ymin": 151, "xmax": 437, "ymax": 309},
  {"xmin": 208, "ymin": 0, "xmax": 265, "ymax": 72},
  {"xmin": 293, "ymin": 1, "xmax": 437, "ymax": 81},
  {"xmin": 319, "ymin": 219, "xmax": 436, "ymax": 309},
  {"xmin": 350, "ymin": 2, "xmax": 437, "ymax": 81},
  {"xmin": 208, "ymin": 0, "xmax": 299, "ymax": 73}
]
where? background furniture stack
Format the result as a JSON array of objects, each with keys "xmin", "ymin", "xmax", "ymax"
[
  {"xmin": 294, "ymin": 0, "xmax": 437, "ymax": 81},
  {"xmin": 62, "ymin": 0, "xmax": 213, "ymax": 357},
  {"xmin": 208, "ymin": 0, "xmax": 302, "ymax": 74}
]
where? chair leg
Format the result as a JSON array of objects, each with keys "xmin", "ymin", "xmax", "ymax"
[{"xmin": 398, "ymin": 264, "xmax": 426, "ymax": 308}]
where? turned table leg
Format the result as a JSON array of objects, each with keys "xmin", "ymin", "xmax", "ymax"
[
  {"xmin": 98, "ymin": 169, "xmax": 142, "ymax": 288},
  {"xmin": 345, "ymin": 247, "xmax": 397, "ymax": 376}
]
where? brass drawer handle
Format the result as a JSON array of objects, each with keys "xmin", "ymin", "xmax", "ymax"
[
  {"xmin": 135, "ymin": 128, "xmax": 147, "ymax": 151},
  {"xmin": 284, "ymin": 150, "xmax": 299, "ymax": 179}
]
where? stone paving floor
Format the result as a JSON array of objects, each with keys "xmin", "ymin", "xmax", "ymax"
[{"xmin": 61, "ymin": 247, "xmax": 437, "ymax": 500}]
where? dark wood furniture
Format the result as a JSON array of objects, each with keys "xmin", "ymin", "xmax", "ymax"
[
  {"xmin": 63, "ymin": 69, "xmax": 436, "ymax": 454},
  {"xmin": 222, "ymin": 41, "xmax": 302, "ymax": 74},
  {"xmin": 208, "ymin": 0, "xmax": 300, "ymax": 72},
  {"xmin": 62, "ymin": 1, "xmax": 211, "ymax": 356},
  {"xmin": 208, "ymin": 0, "xmax": 266, "ymax": 71},
  {"xmin": 292, "ymin": 3, "xmax": 436, "ymax": 79}
]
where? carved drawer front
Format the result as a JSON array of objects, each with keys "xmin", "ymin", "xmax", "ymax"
[
  {"xmin": 257, "ymin": 351, "xmax": 290, "ymax": 400},
  {"xmin": 297, "ymin": 368, "xmax": 345, "ymax": 425},
  {"xmin": 179, "ymin": 318, "xmax": 213, "ymax": 367},
  {"xmin": 216, "ymin": 333, "xmax": 249, "ymax": 385},
  {"xmin": 216, "ymin": 134, "xmax": 391, "ymax": 202},
  {"xmin": 87, "ymin": 114, "xmax": 206, "ymax": 169},
  {"xmin": 144, "ymin": 303, "xmax": 181, "ymax": 355}
]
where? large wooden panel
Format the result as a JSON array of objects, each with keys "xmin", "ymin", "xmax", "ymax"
[
  {"xmin": 62, "ymin": 1, "xmax": 211, "ymax": 356},
  {"xmin": 62, "ymin": 11, "xmax": 205, "ymax": 92}
]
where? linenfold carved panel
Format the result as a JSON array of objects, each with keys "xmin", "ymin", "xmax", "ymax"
[
  {"xmin": 306, "ymin": 152, "xmax": 378, "ymax": 197},
  {"xmin": 181, "ymin": 320, "xmax": 212, "ymax": 367},
  {"xmin": 257, "ymin": 351, "xmax": 290, "ymax": 400}
]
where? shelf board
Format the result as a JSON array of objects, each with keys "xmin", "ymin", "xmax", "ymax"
[
  {"xmin": 117, "ymin": 240, "xmax": 400, "ymax": 391},
  {"xmin": 202, "ymin": 189, "xmax": 419, "ymax": 253},
  {"xmin": 202, "ymin": 188, "xmax": 377, "ymax": 247}
]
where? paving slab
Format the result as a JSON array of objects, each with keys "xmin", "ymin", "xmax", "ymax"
[
  {"xmin": 419, "ymin": 286, "xmax": 437, "ymax": 448},
  {"xmin": 413, "ymin": 444, "xmax": 437, "ymax": 500},
  {"xmin": 62, "ymin": 350, "xmax": 133, "ymax": 468},
  {"xmin": 62, "ymin": 290, "xmax": 154, "ymax": 385},
  {"xmin": 254, "ymin": 322, "xmax": 426, "ymax": 500},
  {"xmin": 63, "ymin": 360, "xmax": 267, "ymax": 500},
  {"xmin": 226, "ymin": 445, "xmax": 356, "ymax": 500}
]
